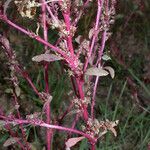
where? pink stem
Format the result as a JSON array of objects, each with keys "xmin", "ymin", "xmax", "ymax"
[
  {"xmin": 76, "ymin": 78, "xmax": 88, "ymax": 121},
  {"xmin": 91, "ymin": 76, "xmax": 99, "ymax": 120},
  {"xmin": 72, "ymin": 0, "xmax": 92, "ymax": 26},
  {"xmin": 0, "ymin": 116, "xmax": 96, "ymax": 143},
  {"xmin": 13, "ymin": 92, "xmax": 30, "ymax": 150},
  {"xmin": 71, "ymin": 114, "xmax": 79, "ymax": 129},
  {"xmin": 91, "ymin": 0, "xmax": 109, "ymax": 120},
  {"xmin": 96, "ymin": 31, "xmax": 107, "ymax": 66},
  {"xmin": 0, "ymin": 16, "xmax": 66, "ymax": 58},
  {"xmin": 59, "ymin": 1, "xmax": 75, "ymax": 56},
  {"xmin": 18, "ymin": 69, "xmax": 41, "ymax": 98},
  {"xmin": 58, "ymin": 102, "xmax": 74, "ymax": 122},
  {"xmin": 4, "ymin": 124, "xmax": 25, "ymax": 149},
  {"xmin": 63, "ymin": 13, "xmax": 74, "ymax": 56},
  {"xmin": 41, "ymin": 0, "xmax": 52, "ymax": 149},
  {"xmin": 0, "ymin": 15, "xmax": 79, "ymax": 72},
  {"xmin": 84, "ymin": 0, "xmax": 104, "ymax": 72},
  {"xmin": 90, "ymin": 32, "xmax": 107, "ymax": 120},
  {"xmin": 91, "ymin": 143, "xmax": 96, "ymax": 150},
  {"xmin": 46, "ymin": 4, "xmax": 58, "ymax": 22}
]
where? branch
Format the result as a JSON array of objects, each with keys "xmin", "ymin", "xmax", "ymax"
[{"xmin": 0, "ymin": 116, "xmax": 96, "ymax": 143}]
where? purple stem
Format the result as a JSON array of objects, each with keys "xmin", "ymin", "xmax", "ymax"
[
  {"xmin": 62, "ymin": 13, "xmax": 75, "ymax": 56},
  {"xmin": 91, "ymin": 143, "xmax": 96, "ymax": 150},
  {"xmin": 76, "ymin": 78, "xmax": 89, "ymax": 121},
  {"xmin": 19, "ymin": 69, "xmax": 41, "ymax": 98},
  {"xmin": 58, "ymin": 102, "xmax": 74, "ymax": 123},
  {"xmin": 91, "ymin": 76, "xmax": 99, "ymax": 120},
  {"xmin": 41, "ymin": 0, "xmax": 52, "ymax": 150},
  {"xmin": 0, "ymin": 15, "xmax": 79, "ymax": 72},
  {"xmin": 0, "ymin": 116, "xmax": 96, "ymax": 143},
  {"xmin": 58, "ymin": 1, "xmax": 89, "ymax": 122},
  {"xmin": 91, "ymin": 0, "xmax": 108, "ymax": 120},
  {"xmin": 72, "ymin": 0, "xmax": 92, "ymax": 26},
  {"xmin": 96, "ymin": 31, "xmax": 107, "ymax": 66},
  {"xmin": 13, "ymin": 92, "xmax": 30, "ymax": 150},
  {"xmin": 46, "ymin": 4, "xmax": 58, "ymax": 23},
  {"xmin": 59, "ymin": 1, "xmax": 75, "ymax": 57},
  {"xmin": 84, "ymin": 0, "xmax": 104, "ymax": 72},
  {"xmin": 0, "ymin": 16, "xmax": 62, "ymax": 53}
]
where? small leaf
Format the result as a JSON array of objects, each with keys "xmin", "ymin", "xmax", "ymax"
[
  {"xmin": 5, "ymin": 88, "xmax": 13, "ymax": 94},
  {"xmin": 15, "ymin": 86, "xmax": 21, "ymax": 97},
  {"xmin": 4, "ymin": 0, "xmax": 12, "ymax": 15},
  {"xmin": 102, "ymin": 54, "xmax": 111, "ymax": 61},
  {"xmin": 75, "ymin": 35, "xmax": 82, "ymax": 44},
  {"xmin": 3, "ymin": 137, "xmax": 21, "ymax": 147},
  {"xmin": 32, "ymin": 54, "xmax": 63, "ymax": 62},
  {"xmin": 15, "ymin": 104, "xmax": 20, "ymax": 110},
  {"xmin": 65, "ymin": 136, "xmax": 85, "ymax": 149},
  {"xmin": 104, "ymin": 66, "xmax": 115, "ymax": 79},
  {"xmin": 0, "ymin": 120, "xmax": 6, "ymax": 127},
  {"xmin": 88, "ymin": 28, "xmax": 94, "ymax": 39},
  {"xmin": 109, "ymin": 126, "xmax": 117, "ymax": 137},
  {"xmin": 116, "ymin": 14, "xmax": 124, "ymax": 19},
  {"xmin": 85, "ymin": 67, "xmax": 109, "ymax": 77}
]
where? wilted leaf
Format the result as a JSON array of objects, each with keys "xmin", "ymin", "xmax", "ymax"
[
  {"xmin": 85, "ymin": 67, "xmax": 109, "ymax": 77},
  {"xmin": 102, "ymin": 54, "xmax": 111, "ymax": 61},
  {"xmin": 32, "ymin": 54, "xmax": 63, "ymax": 62},
  {"xmin": 104, "ymin": 66, "xmax": 115, "ymax": 79},
  {"xmin": 3, "ymin": 137, "xmax": 21, "ymax": 147},
  {"xmin": 65, "ymin": 136, "xmax": 85, "ymax": 149}
]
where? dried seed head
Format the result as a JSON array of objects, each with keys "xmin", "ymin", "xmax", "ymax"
[{"xmin": 82, "ymin": 118, "xmax": 119, "ymax": 138}]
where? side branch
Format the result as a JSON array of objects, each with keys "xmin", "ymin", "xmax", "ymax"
[
  {"xmin": 0, "ymin": 116, "xmax": 96, "ymax": 143},
  {"xmin": 0, "ymin": 15, "xmax": 66, "ymax": 58}
]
